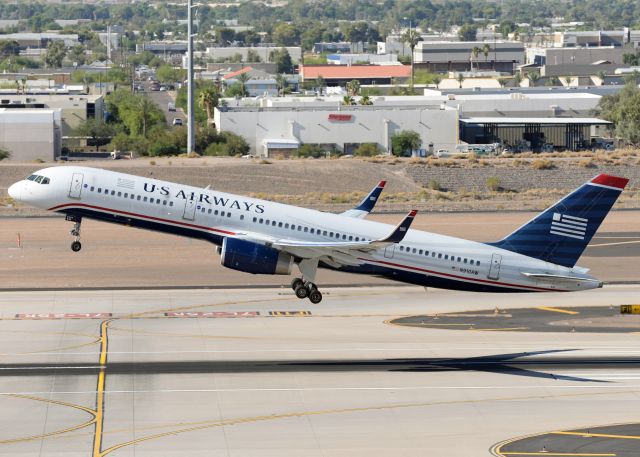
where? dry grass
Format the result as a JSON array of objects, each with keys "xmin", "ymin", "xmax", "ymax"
[{"xmin": 531, "ymin": 159, "xmax": 556, "ymax": 170}]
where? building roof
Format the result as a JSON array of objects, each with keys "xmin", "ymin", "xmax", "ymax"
[
  {"xmin": 223, "ymin": 67, "xmax": 253, "ymax": 80},
  {"xmin": 460, "ymin": 117, "xmax": 611, "ymax": 125},
  {"xmin": 300, "ymin": 64, "xmax": 411, "ymax": 80}
]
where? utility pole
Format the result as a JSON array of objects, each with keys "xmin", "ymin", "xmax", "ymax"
[{"xmin": 187, "ymin": 0, "xmax": 195, "ymax": 154}]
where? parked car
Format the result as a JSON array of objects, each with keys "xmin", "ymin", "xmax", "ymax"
[
  {"xmin": 172, "ymin": 118, "xmax": 183, "ymax": 126},
  {"xmin": 168, "ymin": 102, "xmax": 176, "ymax": 112},
  {"xmin": 435, "ymin": 149, "xmax": 450, "ymax": 158}
]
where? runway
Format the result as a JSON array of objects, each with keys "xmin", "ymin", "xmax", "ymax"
[{"xmin": 1, "ymin": 286, "xmax": 640, "ymax": 456}]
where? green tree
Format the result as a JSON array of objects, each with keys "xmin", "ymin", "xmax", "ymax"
[
  {"xmin": 596, "ymin": 70, "xmax": 607, "ymax": 86},
  {"xmin": 401, "ymin": 28, "xmax": 422, "ymax": 84},
  {"xmin": 272, "ymin": 23, "xmax": 300, "ymax": 46},
  {"xmin": 514, "ymin": 72, "xmax": 523, "ymax": 87},
  {"xmin": 0, "ymin": 148, "xmax": 10, "ymax": 161},
  {"xmin": 482, "ymin": 43, "xmax": 491, "ymax": 68},
  {"xmin": 391, "ymin": 130, "xmax": 421, "ymax": 156},
  {"xmin": 198, "ymin": 87, "xmax": 220, "ymax": 126},
  {"xmin": 346, "ymin": 79, "xmax": 360, "ymax": 96},
  {"xmin": 68, "ymin": 44, "xmax": 86, "ymax": 66},
  {"xmin": 246, "ymin": 49, "xmax": 262, "ymax": 62},
  {"xmin": 597, "ymin": 83, "xmax": 640, "ymax": 145},
  {"xmin": 471, "ymin": 46, "xmax": 481, "ymax": 71},
  {"xmin": 156, "ymin": 64, "xmax": 184, "ymax": 83},
  {"xmin": 457, "ymin": 73, "xmax": 465, "ymax": 88},
  {"xmin": 623, "ymin": 52, "xmax": 639, "ymax": 66},
  {"xmin": 458, "ymin": 24, "xmax": 477, "ymax": 41},
  {"xmin": 354, "ymin": 143, "xmax": 380, "ymax": 156},
  {"xmin": 275, "ymin": 73, "xmax": 288, "ymax": 96},
  {"xmin": 269, "ymin": 48, "xmax": 293, "ymax": 74},
  {"xmin": 74, "ymin": 118, "xmax": 116, "ymax": 151},
  {"xmin": 0, "ymin": 40, "xmax": 20, "ymax": 58},
  {"xmin": 44, "ymin": 40, "xmax": 66, "ymax": 68},
  {"xmin": 527, "ymin": 72, "xmax": 540, "ymax": 86}
]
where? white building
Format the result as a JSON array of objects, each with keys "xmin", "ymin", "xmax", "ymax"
[
  {"xmin": 414, "ymin": 41, "xmax": 524, "ymax": 74},
  {"xmin": 201, "ymin": 46, "xmax": 302, "ymax": 64},
  {"xmin": 0, "ymin": 109, "xmax": 62, "ymax": 162},
  {"xmin": 327, "ymin": 53, "xmax": 398, "ymax": 65},
  {"xmin": 214, "ymin": 103, "xmax": 459, "ymax": 156}
]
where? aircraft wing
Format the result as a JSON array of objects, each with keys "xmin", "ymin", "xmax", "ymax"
[
  {"xmin": 234, "ymin": 210, "xmax": 417, "ymax": 267},
  {"xmin": 340, "ymin": 180, "xmax": 386, "ymax": 219}
]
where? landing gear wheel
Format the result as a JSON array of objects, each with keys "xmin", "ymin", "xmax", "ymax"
[
  {"xmin": 294, "ymin": 285, "xmax": 309, "ymax": 299},
  {"xmin": 71, "ymin": 241, "xmax": 82, "ymax": 252},
  {"xmin": 308, "ymin": 289, "xmax": 323, "ymax": 304},
  {"xmin": 291, "ymin": 278, "xmax": 304, "ymax": 291}
]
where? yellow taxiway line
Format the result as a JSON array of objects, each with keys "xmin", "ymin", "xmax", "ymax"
[{"xmin": 537, "ymin": 306, "xmax": 580, "ymax": 315}]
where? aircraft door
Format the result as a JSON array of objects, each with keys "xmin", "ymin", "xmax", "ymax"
[
  {"xmin": 488, "ymin": 253, "xmax": 502, "ymax": 280},
  {"xmin": 182, "ymin": 197, "xmax": 197, "ymax": 221},
  {"xmin": 68, "ymin": 173, "xmax": 84, "ymax": 199},
  {"xmin": 384, "ymin": 245, "xmax": 395, "ymax": 259}
]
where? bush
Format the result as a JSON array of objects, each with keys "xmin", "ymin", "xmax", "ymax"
[
  {"xmin": 391, "ymin": 130, "xmax": 421, "ymax": 156},
  {"xmin": 579, "ymin": 159, "xmax": 597, "ymax": 168},
  {"xmin": 427, "ymin": 179, "xmax": 442, "ymax": 191},
  {"xmin": 202, "ymin": 131, "xmax": 250, "ymax": 156},
  {"xmin": 295, "ymin": 144, "xmax": 326, "ymax": 158},
  {"xmin": 354, "ymin": 143, "xmax": 381, "ymax": 157},
  {"xmin": 531, "ymin": 158, "xmax": 556, "ymax": 170},
  {"xmin": 0, "ymin": 148, "xmax": 10, "ymax": 161},
  {"xmin": 486, "ymin": 176, "xmax": 501, "ymax": 191}
]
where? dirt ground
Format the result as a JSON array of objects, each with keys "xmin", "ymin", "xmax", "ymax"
[{"xmin": 1, "ymin": 211, "xmax": 637, "ymax": 289}]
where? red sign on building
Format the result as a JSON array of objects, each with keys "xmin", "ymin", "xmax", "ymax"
[{"xmin": 328, "ymin": 114, "xmax": 353, "ymax": 122}]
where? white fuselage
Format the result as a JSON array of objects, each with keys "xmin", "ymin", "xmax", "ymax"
[{"xmin": 8, "ymin": 166, "xmax": 600, "ymax": 292}]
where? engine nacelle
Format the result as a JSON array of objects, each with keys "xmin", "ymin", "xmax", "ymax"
[{"xmin": 220, "ymin": 237, "xmax": 293, "ymax": 275}]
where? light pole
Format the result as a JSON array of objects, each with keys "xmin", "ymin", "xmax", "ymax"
[{"xmin": 187, "ymin": 0, "xmax": 195, "ymax": 154}]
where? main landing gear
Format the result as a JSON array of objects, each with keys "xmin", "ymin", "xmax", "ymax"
[
  {"xmin": 66, "ymin": 215, "xmax": 82, "ymax": 252},
  {"xmin": 291, "ymin": 278, "xmax": 323, "ymax": 304}
]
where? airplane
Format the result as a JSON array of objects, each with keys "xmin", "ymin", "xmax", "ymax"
[{"xmin": 8, "ymin": 167, "xmax": 628, "ymax": 303}]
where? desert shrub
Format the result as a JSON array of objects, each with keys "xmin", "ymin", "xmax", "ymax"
[
  {"xmin": 0, "ymin": 148, "xmax": 10, "ymax": 161},
  {"xmin": 486, "ymin": 176, "xmax": 501, "ymax": 191},
  {"xmin": 579, "ymin": 159, "xmax": 597, "ymax": 168},
  {"xmin": 531, "ymin": 158, "xmax": 556, "ymax": 170},
  {"xmin": 295, "ymin": 144, "xmax": 326, "ymax": 158},
  {"xmin": 428, "ymin": 179, "xmax": 442, "ymax": 191}
]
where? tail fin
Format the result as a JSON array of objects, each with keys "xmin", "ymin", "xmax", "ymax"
[{"xmin": 488, "ymin": 174, "xmax": 629, "ymax": 268}]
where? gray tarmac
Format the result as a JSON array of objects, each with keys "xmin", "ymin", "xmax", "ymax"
[{"xmin": 1, "ymin": 286, "xmax": 640, "ymax": 456}]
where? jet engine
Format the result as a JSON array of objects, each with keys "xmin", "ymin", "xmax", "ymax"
[{"xmin": 220, "ymin": 237, "xmax": 293, "ymax": 275}]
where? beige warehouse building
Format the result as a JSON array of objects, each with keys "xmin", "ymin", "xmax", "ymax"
[{"xmin": 0, "ymin": 109, "xmax": 62, "ymax": 162}]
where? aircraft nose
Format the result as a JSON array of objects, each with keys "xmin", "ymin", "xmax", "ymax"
[{"xmin": 8, "ymin": 182, "xmax": 22, "ymax": 201}]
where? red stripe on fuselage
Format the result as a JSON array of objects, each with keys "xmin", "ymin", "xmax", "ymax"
[
  {"xmin": 48, "ymin": 203, "xmax": 236, "ymax": 236},
  {"xmin": 360, "ymin": 257, "xmax": 565, "ymax": 292}
]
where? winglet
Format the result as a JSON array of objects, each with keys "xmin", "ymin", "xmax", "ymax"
[
  {"xmin": 341, "ymin": 180, "xmax": 387, "ymax": 218},
  {"xmin": 379, "ymin": 209, "xmax": 418, "ymax": 243}
]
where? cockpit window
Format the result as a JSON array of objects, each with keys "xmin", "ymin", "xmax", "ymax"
[{"xmin": 25, "ymin": 174, "xmax": 50, "ymax": 184}]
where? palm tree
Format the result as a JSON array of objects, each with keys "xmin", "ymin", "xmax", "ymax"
[
  {"xmin": 497, "ymin": 77, "xmax": 508, "ymax": 87},
  {"xmin": 482, "ymin": 43, "xmax": 491, "ymax": 69},
  {"xmin": 315, "ymin": 75, "xmax": 325, "ymax": 95},
  {"xmin": 359, "ymin": 95, "xmax": 373, "ymax": 105},
  {"xmin": 527, "ymin": 72, "xmax": 540, "ymax": 87},
  {"xmin": 457, "ymin": 73, "xmax": 465, "ymax": 88},
  {"xmin": 275, "ymin": 73, "xmax": 288, "ymax": 96},
  {"xmin": 514, "ymin": 72, "xmax": 523, "ymax": 87},
  {"xmin": 401, "ymin": 29, "xmax": 422, "ymax": 84},
  {"xmin": 198, "ymin": 87, "xmax": 220, "ymax": 126},
  {"xmin": 342, "ymin": 95, "xmax": 355, "ymax": 106},
  {"xmin": 596, "ymin": 70, "xmax": 606, "ymax": 86},
  {"xmin": 563, "ymin": 76, "xmax": 573, "ymax": 87},
  {"xmin": 432, "ymin": 75, "xmax": 442, "ymax": 89},
  {"xmin": 236, "ymin": 72, "xmax": 250, "ymax": 96},
  {"xmin": 471, "ymin": 46, "xmax": 481, "ymax": 71}
]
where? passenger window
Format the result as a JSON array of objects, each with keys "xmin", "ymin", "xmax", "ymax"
[
  {"xmin": 412, "ymin": 248, "xmax": 416, "ymax": 254},
  {"xmin": 463, "ymin": 258, "xmax": 468, "ymax": 264},
  {"xmin": 304, "ymin": 227, "xmax": 308, "ymax": 232},
  {"xmin": 399, "ymin": 246, "xmax": 404, "ymax": 251},
  {"xmin": 444, "ymin": 255, "xmax": 449, "ymax": 260},
  {"xmin": 163, "ymin": 200, "xmax": 167, "ymax": 205},
  {"xmin": 285, "ymin": 223, "xmax": 289, "ymax": 228},
  {"xmin": 124, "ymin": 193, "xmax": 128, "ymax": 198},
  {"xmin": 348, "ymin": 235, "xmax": 353, "ymax": 241},
  {"xmin": 259, "ymin": 218, "xmax": 263, "ymax": 223},
  {"xmin": 227, "ymin": 213, "xmax": 231, "ymax": 218},
  {"xmin": 143, "ymin": 197, "xmax": 148, "ymax": 202},
  {"xmin": 117, "ymin": 192, "xmax": 122, "ymax": 197},
  {"xmin": 438, "ymin": 253, "xmax": 442, "ymax": 259},
  {"xmin": 131, "ymin": 194, "xmax": 135, "ymax": 199},
  {"xmin": 169, "ymin": 201, "xmax": 174, "ymax": 206},
  {"xmin": 310, "ymin": 228, "xmax": 315, "ymax": 234},
  {"xmin": 419, "ymin": 249, "xmax": 423, "ymax": 255},
  {"xmin": 298, "ymin": 226, "xmax": 302, "ymax": 231},
  {"xmin": 111, "ymin": 190, "xmax": 115, "ymax": 195},
  {"xmin": 265, "ymin": 219, "xmax": 270, "ymax": 225},
  {"xmin": 253, "ymin": 217, "xmax": 257, "ymax": 222},
  {"xmin": 324, "ymin": 231, "xmax": 328, "ymax": 236},
  {"xmin": 355, "ymin": 236, "xmax": 359, "ymax": 241},
  {"xmin": 208, "ymin": 209, "xmax": 212, "ymax": 214},
  {"xmin": 476, "ymin": 260, "xmax": 481, "ymax": 266},
  {"xmin": 91, "ymin": 186, "xmax": 95, "ymax": 192},
  {"xmin": 271, "ymin": 221, "xmax": 276, "ymax": 226},
  {"xmin": 425, "ymin": 251, "xmax": 429, "ymax": 256},
  {"xmin": 329, "ymin": 232, "xmax": 333, "ymax": 237},
  {"xmin": 240, "ymin": 215, "xmax": 244, "ymax": 220},
  {"xmin": 278, "ymin": 222, "xmax": 283, "ymax": 228}
]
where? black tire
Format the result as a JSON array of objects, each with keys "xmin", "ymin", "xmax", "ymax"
[
  {"xmin": 291, "ymin": 278, "xmax": 304, "ymax": 291},
  {"xmin": 295, "ymin": 285, "xmax": 308, "ymax": 299},
  {"xmin": 308, "ymin": 289, "xmax": 322, "ymax": 304},
  {"xmin": 71, "ymin": 241, "xmax": 82, "ymax": 252}
]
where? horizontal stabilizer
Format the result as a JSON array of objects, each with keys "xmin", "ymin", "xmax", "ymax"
[{"xmin": 520, "ymin": 272, "xmax": 602, "ymax": 285}]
